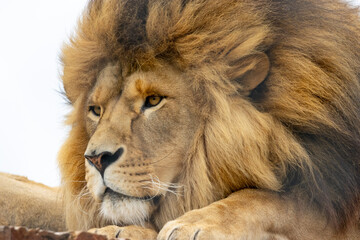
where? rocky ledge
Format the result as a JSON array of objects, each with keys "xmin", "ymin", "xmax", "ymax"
[{"xmin": 0, "ymin": 226, "xmax": 108, "ymax": 240}]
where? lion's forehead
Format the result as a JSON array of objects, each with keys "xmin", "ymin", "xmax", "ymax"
[
  {"xmin": 91, "ymin": 63, "xmax": 122, "ymax": 105},
  {"xmin": 90, "ymin": 63, "xmax": 189, "ymax": 108}
]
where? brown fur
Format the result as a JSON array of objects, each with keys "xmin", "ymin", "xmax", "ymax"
[
  {"xmin": 59, "ymin": 0, "xmax": 360, "ymax": 238},
  {"xmin": 0, "ymin": 172, "xmax": 65, "ymax": 231}
]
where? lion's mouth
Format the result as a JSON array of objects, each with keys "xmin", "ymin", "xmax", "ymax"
[{"xmin": 104, "ymin": 187, "xmax": 161, "ymax": 203}]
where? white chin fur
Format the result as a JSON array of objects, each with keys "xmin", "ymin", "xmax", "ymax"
[{"xmin": 100, "ymin": 196, "xmax": 150, "ymax": 226}]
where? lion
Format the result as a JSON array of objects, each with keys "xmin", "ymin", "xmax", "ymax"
[
  {"xmin": 0, "ymin": 172, "xmax": 65, "ymax": 231},
  {"xmin": 58, "ymin": 0, "xmax": 360, "ymax": 239}
]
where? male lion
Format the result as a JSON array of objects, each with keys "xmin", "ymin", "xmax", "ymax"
[{"xmin": 58, "ymin": 0, "xmax": 360, "ymax": 239}]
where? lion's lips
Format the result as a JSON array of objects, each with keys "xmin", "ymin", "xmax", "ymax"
[{"xmin": 104, "ymin": 187, "xmax": 161, "ymax": 203}]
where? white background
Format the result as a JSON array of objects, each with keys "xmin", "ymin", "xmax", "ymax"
[
  {"xmin": 0, "ymin": 0, "xmax": 360, "ymax": 187},
  {"xmin": 0, "ymin": 0, "xmax": 88, "ymax": 186}
]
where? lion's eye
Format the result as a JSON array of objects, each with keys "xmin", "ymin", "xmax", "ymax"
[
  {"xmin": 89, "ymin": 105, "xmax": 102, "ymax": 117},
  {"xmin": 144, "ymin": 96, "xmax": 163, "ymax": 108}
]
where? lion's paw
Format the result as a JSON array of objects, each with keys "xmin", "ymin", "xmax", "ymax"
[
  {"xmin": 157, "ymin": 219, "xmax": 233, "ymax": 240},
  {"xmin": 88, "ymin": 225, "xmax": 120, "ymax": 238},
  {"xmin": 157, "ymin": 211, "xmax": 289, "ymax": 240},
  {"xmin": 89, "ymin": 225, "xmax": 157, "ymax": 240}
]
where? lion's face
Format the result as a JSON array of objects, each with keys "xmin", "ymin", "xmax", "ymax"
[{"xmin": 83, "ymin": 63, "xmax": 201, "ymax": 225}]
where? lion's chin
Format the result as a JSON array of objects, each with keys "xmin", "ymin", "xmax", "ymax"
[{"xmin": 100, "ymin": 189, "xmax": 155, "ymax": 226}]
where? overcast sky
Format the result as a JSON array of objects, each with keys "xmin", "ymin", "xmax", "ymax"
[{"xmin": 0, "ymin": 0, "xmax": 360, "ymax": 187}]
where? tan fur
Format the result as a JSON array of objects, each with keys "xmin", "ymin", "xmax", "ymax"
[
  {"xmin": 59, "ymin": 0, "xmax": 360, "ymax": 239},
  {"xmin": 0, "ymin": 172, "xmax": 65, "ymax": 231},
  {"xmin": 88, "ymin": 225, "xmax": 157, "ymax": 239}
]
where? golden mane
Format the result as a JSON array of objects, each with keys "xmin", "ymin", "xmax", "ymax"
[{"xmin": 59, "ymin": 0, "xmax": 360, "ymax": 232}]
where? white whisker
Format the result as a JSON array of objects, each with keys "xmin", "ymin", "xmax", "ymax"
[{"xmin": 141, "ymin": 174, "xmax": 184, "ymax": 197}]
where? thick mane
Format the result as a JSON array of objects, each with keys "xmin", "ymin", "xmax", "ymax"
[{"xmin": 60, "ymin": 0, "xmax": 360, "ymax": 232}]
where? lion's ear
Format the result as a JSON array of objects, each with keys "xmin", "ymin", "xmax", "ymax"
[{"xmin": 227, "ymin": 52, "xmax": 270, "ymax": 96}]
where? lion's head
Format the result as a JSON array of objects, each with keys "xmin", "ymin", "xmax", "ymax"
[
  {"xmin": 83, "ymin": 63, "xmax": 204, "ymax": 225},
  {"xmin": 59, "ymin": 0, "xmax": 360, "ymax": 232}
]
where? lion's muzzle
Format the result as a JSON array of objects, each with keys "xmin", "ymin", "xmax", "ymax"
[{"xmin": 85, "ymin": 147, "xmax": 124, "ymax": 177}]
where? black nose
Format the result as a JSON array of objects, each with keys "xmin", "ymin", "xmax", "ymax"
[{"xmin": 85, "ymin": 147, "xmax": 124, "ymax": 176}]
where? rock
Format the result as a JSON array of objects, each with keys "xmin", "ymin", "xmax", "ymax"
[{"xmin": 0, "ymin": 226, "xmax": 108, "ymax": 240}]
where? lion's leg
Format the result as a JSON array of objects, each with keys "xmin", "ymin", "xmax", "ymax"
[
  {"xmin": 158, "ymin": 189, "xmax": 350, "ymax": 240},
  {"xmin": 88, "ymin": 225, "xmax": 157, "ymax": 240}
]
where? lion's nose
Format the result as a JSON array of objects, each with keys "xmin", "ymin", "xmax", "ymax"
[{"xmin": 85, "ymin": 147, "xmax": 124, "ymax": 176}]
